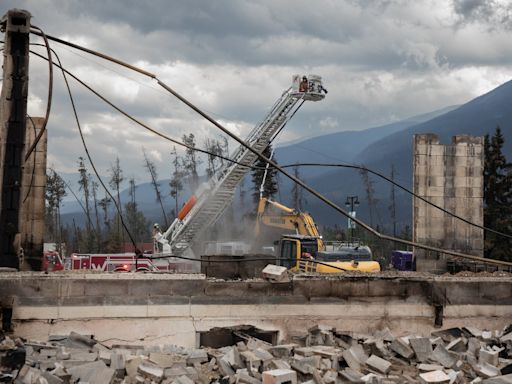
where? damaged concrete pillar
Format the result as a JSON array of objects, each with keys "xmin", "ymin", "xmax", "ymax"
[
  {"xmin": 0, "ymin": 9, "xmax": 32, "ymax": 269},
  {"xmin": 413, "ymin": 134, "xmax": 484, "ymax": 273},
  {"xmin": 20, "ymin": 117, "xmax": 47, "ymax": 271}
]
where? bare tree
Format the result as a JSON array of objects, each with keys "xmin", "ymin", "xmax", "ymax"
[
  {"xmin": 291, "ymin": 163, "xmax": 304, "ymax": 210},
  {"xmin": 143, "ymin": 149, "xmax": 168, "ymax": 227},
  {"xmin": 91, "ymin": 180, "xmax": 101, "ymax": 251},
  {"xmin": 181, "ymin": 133, "xmax": 201, "ymax": 190},
  {"xmin": 109, "ymin": 156, "xmax": 125, "ymax": 244},
  {"xmin": 359, "ymin": 168, "xmax": 379, "ymax": 227},
  {"xmin": 98, "ymin": 193, "xmax": 111, "ymax": 229},
  {"xmin": 170, "ymin": 146, "xmax": 184, "ymax": 218}
]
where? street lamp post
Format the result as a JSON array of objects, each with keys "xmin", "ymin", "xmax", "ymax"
[{"xmin": 345, "ymin": 196, "xmax": 360, "ymax": 242}]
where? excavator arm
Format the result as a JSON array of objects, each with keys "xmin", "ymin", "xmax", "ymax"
[{"xmin": 256, "ymin": 197, "xmax": 325, "ymax": 250}]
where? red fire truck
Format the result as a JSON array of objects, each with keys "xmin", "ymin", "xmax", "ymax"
[{"xmin": 42, "ymin": 251, "xmax": 195, "ymax": 273}]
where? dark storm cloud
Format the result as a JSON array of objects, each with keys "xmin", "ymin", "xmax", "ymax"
[{"xmin": 1, "ymin": 0, "xmax": 512, "ymax": 180}]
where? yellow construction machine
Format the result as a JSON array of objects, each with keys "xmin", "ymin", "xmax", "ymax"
[{"xmin": 256, "ymin": 198, "xmax": 380, "ymax": 273}]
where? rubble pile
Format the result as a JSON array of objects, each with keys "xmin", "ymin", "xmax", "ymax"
[{"xmin": 1, "ymin": 326, "xmax": 512, "ymax": 383}]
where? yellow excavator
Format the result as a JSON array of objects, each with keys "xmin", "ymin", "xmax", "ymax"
[{"xmin": 256, "ymin": 197, "xmax": 380, "ymax": 273}]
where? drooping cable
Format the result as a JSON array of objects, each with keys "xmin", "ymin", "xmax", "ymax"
[
  {"xmin": 24, "ymin": 26, "xmax": 53, "ymax": 162},
  {"xmin": 46, "ymin": 49, "xmax": 140, "ymax": 254},
  {"xmin": 29, "ymin": 50, "xmax": 271, "ymax": 170},
  {"xmin": 279, "ymin": 163, "xmax": 512, "ymax": 240},
  {"xmin": 22, "ymin": 116, "xmax": 38, "ymax": 203},
  {"xmin": 28, "ymin": 34, "xmax": 512, "ymax": 267}
]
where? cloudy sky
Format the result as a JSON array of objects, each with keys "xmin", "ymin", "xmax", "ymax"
[{"xmin": 1, "ymin": 0, "xmax": 512, "ymax": 184}]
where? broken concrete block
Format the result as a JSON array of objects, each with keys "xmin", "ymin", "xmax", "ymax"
[
  {"xmin": 432, "ymin": 344, "xmax": 456, "ymax": 368},
  {"xmin": 125, "ymin": 356, "xmax": 143, "ymax": 378},
  {"xmin": 240, "ymin": 350, "xmax": 262, "ymax": 372},
  {"xmin": 218, "ymin": 358, "xmax": 235, "ymax": 377},
  {"xmin": 41, "ymin": 371, "xmax": 64, "ymax": 384},
  {"xmin": 340, "ymin": 368, "xmax": 364, "ymax": 382},
  {"xmin": 268, "ymin": 344, "xmax": 297, "ymax": 359},
  {"xmin": 262, "ymin": 264, "xmax": 289, "ymax": 282},
  {"xmin": 446, "ymin": 338, "xmax": 466, "ymax": 353},
  {"xmin": 69, "ymin": 351, "xmax": 97, "ymax": 362},
  {"xmin": 237, "ymin": 371, "xmax": 262, "ymax": 384},
  {"xmin": 322, "ymin": 370, "xmax": 338, "ymax": 384},
  {"xmin": 110, "ymin": 352, "xmax": 126, "ymax": 371},
  {"xmin": 270, "ymin": 359, "xmax": 291, "ymax": 370},
  {"xmin": 186, "ymin": 349, "xmax": 208, "ymax": 365},
  {"xmin": 262, "ymin": 369, "xmax": 297, "ymax": 384},
  {"xmin": 221, "ymin": 347, "xmax": 244, "ymax": 370},
  {"xmin": 173, "ymin": 375, "xmax": 195, "ymax": 384},
  {"xmin": 480, "ymin": 348, "xmax": 500, "ymax": 367},
  {"xmin": 410, "ymin": 338, "xmax": 433, "ymax": 362},
  {"xmin": 476, "ymin": 363, "xmax": 501, "ymax": 378},
  {"xmin": 343, "ymin": 348, "xmax": 362, "ymax": 371},
  {"xmin": 138, "ymin": 361, "xmax": 164, "ymax": 381},
  {"xmin": 481, "ymin": 374, "xmax": 512, "ymax": 383},
  {"xmin": 389, "ymin": 338, "xmax": 414, "ymax": 359},
  {"xmin": 150, "ymin": 352, "xmax": 181, "ymax": 369},
  {"xmin": 365, "ymin": 354, "xmax": 391, "ymax": 374},
  {"xmin": 67, "ymin": 360, "xmax": 115, "ymax": 384},
  {"xmin": 291, "ymin": 355, "xmax": 321, "ymax": 375},
  {"xmin": 418, "ymin": 363, "xmax": 444, "ymax": 371},
  {"xmin": 419, "ymin": 370, "xmax": 450, "ymax": 384}
]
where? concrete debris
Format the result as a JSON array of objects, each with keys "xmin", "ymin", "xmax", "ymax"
[
  {"xmin": 262, "ymin": 264, "xmax": 289, "ymax": 282},
  {"xmin": 3, "ymin": 325, "xmax": 512, "ymax": 383}
]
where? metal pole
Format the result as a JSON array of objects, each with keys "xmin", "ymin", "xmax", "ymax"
[{"xmin": 0, "ymin": 10, "xmax": 31, "ymax": 269}]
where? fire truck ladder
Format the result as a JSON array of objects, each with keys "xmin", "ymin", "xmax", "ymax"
[{"xmin": 160, "ymin": 75, "xmax": 326, "ymax": 256}]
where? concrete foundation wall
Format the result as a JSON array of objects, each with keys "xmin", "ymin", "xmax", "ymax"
[
  {"xmin": 413, "ymin": 134, "xmax": 484, "ymax": 273},
  {"xmin": 1, "ymin": 272, "xmax": 511, "ymax": 347}
]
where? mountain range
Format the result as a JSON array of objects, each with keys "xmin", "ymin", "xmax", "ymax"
[{"xmin": 60, "ymin": 79, "xmax": 512, "ymax": 235}]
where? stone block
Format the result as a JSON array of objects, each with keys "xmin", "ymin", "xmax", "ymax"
[
  {"xmin": 186, "ymin": 349, "xmax": 208, "ymax": 365},
  {"xmin": 446, "ymin": 338, "xmax": 466, "ymax": 353},
  {"xmin": 339, "ymin": 368, "xmax": 364, "ymax": 382},
  {"xmin": 390, "ymin": 338, "xmax": 414, "ymax": 359},
  {"xmin": 270, "ymin": 359, "xmax": 291, "ymax": 370},
  {"xmin": 262, "ymin": 369, "xmax": 297, "ymax": 384},
  {"xmin": 410, "ymin": 338, "xmax": 433, "ymax": 362},
  {"xmin": 419, "ymin": 370, "xmax": 450, "ymax": 383},
  {"xmin": 418, "ymin": 364, "xmax": 444, "ymax": 371},
  {"xmin": 138, "ymin": 362, "xmax": 164, "ymax": 381},
  {"xmin": 110, "ymin": 352, "xmax": 126, "ymax": 371},
  {"xmin": 67, "ymin": 360, "xmax": 115, "ymax": 384},
  {"xmin": 268, "ymin": 344, "xmax": 297, "ymax": 359},
  {"xmin": 126, "ymin": 356, "xmax": 143, "ymax": 378},
  {"xmin": 480, "ymin": 348, "xmax": 500, "ymax": 367},
  {"xmin": 481, "ymin": 374, "xmax": 512, "ymax": 383},
  {"xmin": 262, "ymin": 264, "xmax": 289, "ymax": 282},
  {"xmin": 365, "ymin": 354, "xmax": 391, "ymax": 374},
  {"xmin": 150, "ymin": 352, "xmax": 181, "ymax": 368},
  {"xmin": 476, "ymin": 363, "xmax": 501, "ymax": 378},
  {"xmin": 432, "ymin": 345, "xmax": 456, "ymax": 368}
]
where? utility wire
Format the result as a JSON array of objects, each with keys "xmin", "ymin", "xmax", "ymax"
[
  {"xmin": 24, "ymin": 26, "xmax": 53, "ymax": 162},
  {"xmin": 36, "ymin": 47, "xmax": 140, "ymax": 254},
  {"xmin": 280, "ymin": 163, "xmax": 512, "ymax": 240},
  {"xmin": 29, "ymin": 50, "xmax": 268, "ymax": 170},
  {"xmin": 147, "ymin": 253, "xmax": 353, "ymax": 272},
  {"xmin": 23, "ymin": 116, "xmax": 38, "ymax": 203},
  {"xmin": 30, "ymin": 33, "xmax": 512, "ymax": 267}
]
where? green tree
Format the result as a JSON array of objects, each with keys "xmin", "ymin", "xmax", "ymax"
[
  {"xmin": 45, "ymin": 169, "xmax": 67, "ymax": 249},
  {"xmin": 484, "ymin": 126, "xmax": 512, "ymax": 261}
]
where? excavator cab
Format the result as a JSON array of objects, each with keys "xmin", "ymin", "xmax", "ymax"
[{"xmin": 279, "ymin": 235, "xmax": 319, "ymax": 271}]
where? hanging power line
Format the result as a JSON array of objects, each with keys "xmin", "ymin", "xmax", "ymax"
[{"xmin": 29, "ymin": 32, "xmax": 512, "ymax": 267}]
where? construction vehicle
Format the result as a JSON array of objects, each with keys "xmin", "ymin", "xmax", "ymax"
[
  {"xmin": 154, "ymin": 75, "xmax": 327, "ymax": 257},
  {"xmin": 256, "ymin": 197, "xmax": 381, "ymax": 272}
]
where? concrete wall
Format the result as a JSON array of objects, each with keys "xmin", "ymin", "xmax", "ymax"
[
  {"xmin": 1, "ymin": 272, "xmax": 510, "ymax": 347},
  {"xmin": 413, "ymin": 134, "xmax": 484, "ymax": 273}
]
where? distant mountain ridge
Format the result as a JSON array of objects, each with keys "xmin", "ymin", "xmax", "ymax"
[{"xmin": 60, "ymin": 79, "xmax": 512, "ymax": 234}]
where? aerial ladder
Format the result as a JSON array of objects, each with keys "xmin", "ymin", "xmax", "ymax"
[{"xmin": 154, "ymin": 75, "xmax": 327, "ymax": 256}]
